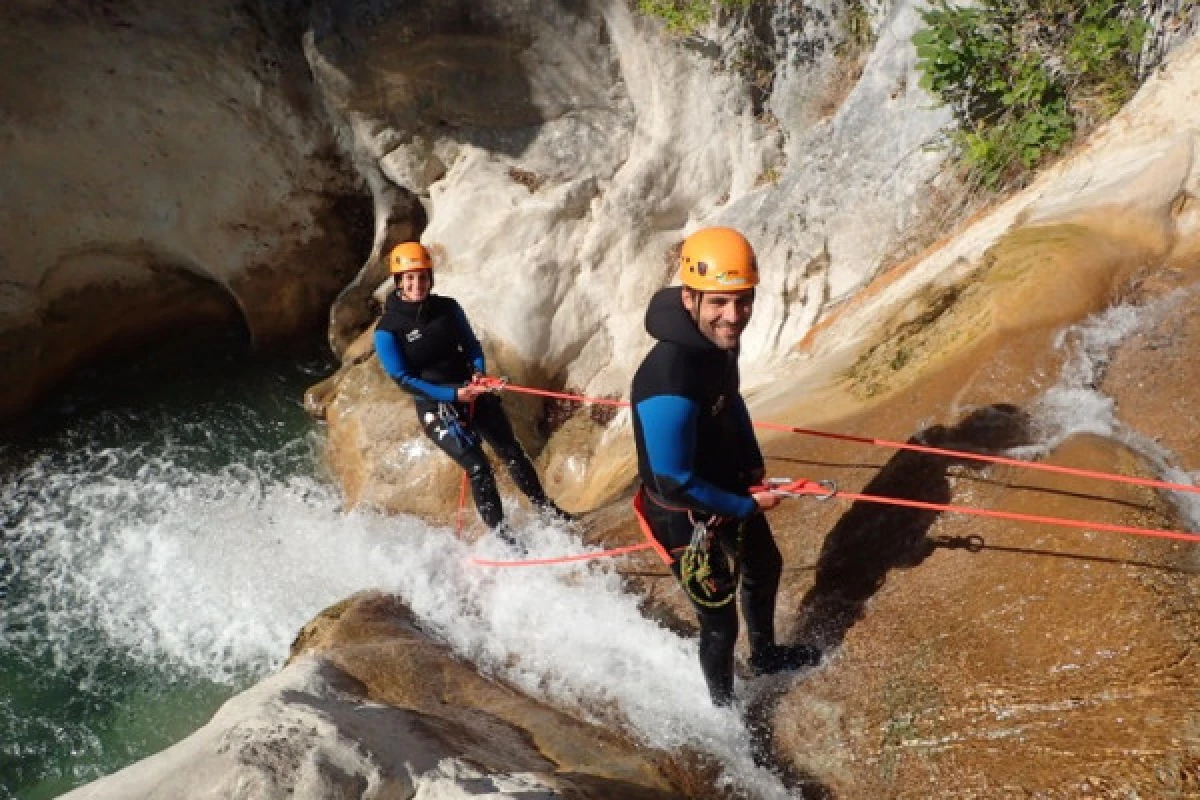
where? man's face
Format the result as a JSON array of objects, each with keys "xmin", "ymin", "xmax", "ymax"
[
  {"xmin": 683, "ymin": 287, "xmax": 755, "ymax": 350},
  {"xmin": 398, "ymin": 270, "xmax": 432, "ymax": 302}
]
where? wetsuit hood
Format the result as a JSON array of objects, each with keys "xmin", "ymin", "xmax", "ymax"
[{"xmin": 645, "ymin": 287, "xmax": 720, "ymax": 351}]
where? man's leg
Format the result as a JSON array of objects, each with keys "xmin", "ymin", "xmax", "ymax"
[
  {"xmin": 739, "ymin": 515, "xmax": 820, "ymax": 673},
  {"xmin": 738, "ymin": 515, "xmax": 783, "ymax": 656},
  {"xmin": 419, "ymin": 406, "xmax": 504, "ymax": 528},
  {"xmin": 644, "ymin": 497, "xmax": 740, "ymax": 706},
  {"xmin": 694, "ymin": 603, "xmax": 740, "ymax": 707}
]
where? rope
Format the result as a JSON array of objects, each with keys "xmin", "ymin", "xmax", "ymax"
[
  {"xmin": 452, "ymin": 397, "xmax": 477, "ymax": 538},
  {"xmin": 459, "ymin": 378, "xmax": 1199, "ymax": 569},
  {"xmin": 482, "ymin": 377, "xmax": 1200, "ymax": 498},
  {"xmin": 753, "ymin": 421, "xmax": 1200, "ymax": 498},
  {"xmin": 769, "ymin": 479, "xmax": 1200, "ymax": 544},
  {"xmin": 469, "ymin": 542, "xmax": 656, "ymax": 568},
  {"xmin": 468, "ymin": 489, "xmax": 674, "ymax": 568}
]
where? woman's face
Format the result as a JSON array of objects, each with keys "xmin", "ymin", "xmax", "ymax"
[{"xmin": 398, "ymin": 269, "xmax": 432, "ymax": 302}]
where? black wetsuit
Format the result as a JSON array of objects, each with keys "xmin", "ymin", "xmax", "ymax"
[
  {"xmin": 374, "ymin": 292, "xmax": 551, "ymax": 528},
  {"xmin": 631, "ymin": 287, "xmax": 783, "ymax": 706}
]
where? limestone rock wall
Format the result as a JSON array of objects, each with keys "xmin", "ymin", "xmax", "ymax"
[
  {"xmin": 310, "ymin": 0, "xmax": 954, "ymax": 512},
  {"xmin": 0, "ymin": 0, "xmax": 372, "ymax": 418}
]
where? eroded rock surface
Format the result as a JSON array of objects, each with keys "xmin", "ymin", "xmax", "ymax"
[
  {"xmin": 62, "ymin": 593, "xmax": 685, "ymax": 800},
  {"xmin": 310, "ymin": 0, "xmax": 955, "ymax": 515},
  {"xmin": 0, "ymin": 0, "xmax": 371, "ymax": 418}
]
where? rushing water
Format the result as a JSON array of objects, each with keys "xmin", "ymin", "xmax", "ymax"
[
  {"xmin": 0, "ymin": 346, "xmax": 339, "ymax": 798},
  {"xmin": 1018, "ymin": 287, "xmax": 1200, "ymax": 532},
  {"xmin": 16, "ymin": 292, "xmax": 1194, "ymax": 800},
  {"xmin": 0, "ymin": 344, "xmax": 800, "ymax": 799}
]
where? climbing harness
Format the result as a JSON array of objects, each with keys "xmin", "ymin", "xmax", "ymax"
[
  {"xmin": 678, "ymin": 514, "xmax": 742, "ymax": 609},
  {"xmin": 437, "ymin": 402, "xmax": 479, "ymax": 450}
]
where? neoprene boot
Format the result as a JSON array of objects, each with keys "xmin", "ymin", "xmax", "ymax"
[{"xmin": 748, "ymin": 643, "xmax": 822, "ymax": 676}]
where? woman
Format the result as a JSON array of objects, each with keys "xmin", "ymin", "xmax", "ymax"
[{"xmin": 373, "ymin": 241, "xmax": 569, "ymax": 540}]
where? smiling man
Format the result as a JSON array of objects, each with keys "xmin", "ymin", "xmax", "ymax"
[{"xmin": 631, "ymin": 227, "xmax": 819, "ymax": 707}]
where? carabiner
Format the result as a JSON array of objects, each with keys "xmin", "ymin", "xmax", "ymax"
[{"xmin": 812, "ymin": 479, "xmax": 838, "ymax": 501}]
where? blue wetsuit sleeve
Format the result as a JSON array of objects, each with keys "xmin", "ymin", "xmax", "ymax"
[
  {"xmin": 636, "ymin": 394, "xmax": 758, "ymax": 518},
  {"xmin": 374, "ymin": 328, "xmax": 457, "ymax": 404},
  {"xmin": 450, "ymin": 301, "xmax": 486, "ymax": 374},
  {"xmin": 732, "ymin": 394, "xmax": 764, "ymax": 470}
]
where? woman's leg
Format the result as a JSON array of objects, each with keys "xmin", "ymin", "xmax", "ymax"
[
  {"xmin": 470, "ymin": 395, "xmax": 561, "ymax": 513},
  {"xmin": 419, "ymin": 405, "xmax": 504, "ymax": 528}
]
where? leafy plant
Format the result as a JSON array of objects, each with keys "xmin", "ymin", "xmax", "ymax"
[
  {"xmin": 637, "ymin": 0, "xmax": 712, "ymax": 32},
  {"xmin": 913, "ymin": 0, "xmax": 1147, "ymax": 187},
  {"xmin": 636, "ymin": 0, "xmax": 759, "ymax": 34}
]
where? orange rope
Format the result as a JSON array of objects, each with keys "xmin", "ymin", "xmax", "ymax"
[
  {"xmin": 459, "ymin": 379, "xmax": 1199, "ymax": 569},
  {"xmin": 470, "ymin": 542, "xmax": 656, "ymax": 568},
  {"xmin": 468, "ymin": 490, "xmax": 676, "ymax": 569},
  {"xmin": 484, "ymin": 378, "xmax": 1200, "ymax": 497},
  {"xmin": 454, "ymin": 469, "xmax": 469, "ymax": 537},
  {"xmin": 753, "ymin": 421, "xmax": 1200, "ymax": 497},
  {"xmin": 453, "ymin": 397, "xmax": 476, "ymax": 538},
  {"xmin": 770, "ymin": 479, "xmax": 1200, "ymax": 544}
]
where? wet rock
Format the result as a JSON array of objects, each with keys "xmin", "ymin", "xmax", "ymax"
[{"xmin": 62, "ymin": 592, "xmax": 685, "ymax": 800}]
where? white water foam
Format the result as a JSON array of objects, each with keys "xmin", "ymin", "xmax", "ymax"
[
  {"xmin": 2, "ymin": 442, "xmax": 799, "ymax": 797},
  {"xmin": 1014, "ymin": 290, "xmax": 1200, "ymax": 533}
]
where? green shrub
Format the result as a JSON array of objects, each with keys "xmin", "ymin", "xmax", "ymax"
[
  {"xmin": 636, "ymin": 0, "xmax": 759, "ymax": 34},
  {"xmin": 913, "ymin": 0, "xmax": 1147, "ymax": 188}
]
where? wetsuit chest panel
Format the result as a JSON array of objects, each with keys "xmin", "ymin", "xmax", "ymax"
[
  {"xmin": 634, "ymin": 342, "xmax": 745, "ymax": 491},
  {"xmin": 378, "ymin": 296, "xmax": 473, "ymax": 386}
]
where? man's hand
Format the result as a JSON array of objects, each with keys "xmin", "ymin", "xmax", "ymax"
[
  {"xmin": 752, "ymin": 490, "xmax": 781, "ymax": 512},
  {"xmin": 456, "ymin": 383, "xmax": 489, "ymax": 403}
]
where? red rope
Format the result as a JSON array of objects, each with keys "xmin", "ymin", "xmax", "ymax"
[
  {"xmin": 753, "ymin": 421, "xmax": 1200, "ymax": 497},
  {"xmin": 770, "ymin": 479, "xmax": 1200, "ymax": 544},
  {"xmin": 458, "ymin": 378, "xmax": 1198, "ymax": 568},
  {"xmin": 454, "ymin": 469, "xmax": 469, "ymax": 537},
  {"xmin": 486, "ymin": 378, "xmax": 1200, "ymax": 497},
  {"xmin": 453, "ymin": 397, "xmax": 476, "ymax": 538},
  {"xmin": 470, "ymin": 542, "xmax": 657, "ymax": 568}
]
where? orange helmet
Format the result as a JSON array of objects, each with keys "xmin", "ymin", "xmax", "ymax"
[
  {"xmin": 388, "ymin": 242, "xmax": 433, "ymax": 275},
  {"xmin": 678, "ymin": 227, "xmax": 759, "ymax": 291}
]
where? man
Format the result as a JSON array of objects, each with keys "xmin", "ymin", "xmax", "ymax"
[
  {"xmin": 631, "ymin": 227, "xmax": 819, "ymax": 707},
  {"xmin": 374, "ymin": 241, "xmax": 569, "ymax": 540}
]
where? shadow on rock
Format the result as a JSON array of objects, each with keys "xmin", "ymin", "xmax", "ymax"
[{"xmin": 792, "ymin": 403, "xmax": 1032, "ymax": 651}]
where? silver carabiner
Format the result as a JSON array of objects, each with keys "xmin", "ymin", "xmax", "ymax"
[
  {"xmin": 766, "ymin": 477, "xmax": 837, "ymax": 500},
  {"xmin": 812, "ymin": 479, "xmax": 838, "ymax": 501}
]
